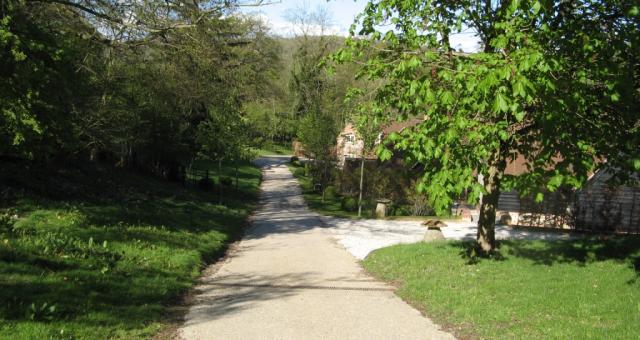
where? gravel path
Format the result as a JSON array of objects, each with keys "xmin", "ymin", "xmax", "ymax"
[
  {"xmin": 178, "ymin": 156, "xmax": 453, "ymax": 340},
  {"xmin": 324, "ymin": 217, "xmax": 579, "ymax": 260}
]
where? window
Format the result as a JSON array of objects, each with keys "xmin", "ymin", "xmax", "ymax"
[{"xmin": 344, "ymin": 134, "xmax": 355, "ymax": 142}]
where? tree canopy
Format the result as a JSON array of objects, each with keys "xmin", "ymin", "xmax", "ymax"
[
  {"xmin": 1, "ymin": 0, "xmax": 279, "ymax": 178},
  {"xmin": 334, "ymin": 0, "xmax": 639, "ymax": 253}
]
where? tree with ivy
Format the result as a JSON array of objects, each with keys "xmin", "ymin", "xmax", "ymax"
[{"xmin": 335, "ymin": 0, "xmax": 639, "ymax": 254}]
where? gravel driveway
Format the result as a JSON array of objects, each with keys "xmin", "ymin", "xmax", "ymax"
[{"xmin": 323, "ymin": 217, "xmax": 579, "ymax": 260}]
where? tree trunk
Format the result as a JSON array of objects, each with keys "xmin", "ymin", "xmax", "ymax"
[
  {"xmin": 358, "ymin": 155, "xmax": 365, "ymax": 217},
  {"xmin": 476, "ymin": 149, "xmax": 506, "ymax": 255}
]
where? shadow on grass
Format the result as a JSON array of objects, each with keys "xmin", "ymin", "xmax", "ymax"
[
  {"xmin": 454, "ymin": 241, "xmax": 507, "ymax": 264},
  {"xmin": 0, "ymin": 159, "xmax": 261, "ymax": 337},
  {"xmin": 451, "ymin": 237, "xmax": 640, "ymax": 278}
]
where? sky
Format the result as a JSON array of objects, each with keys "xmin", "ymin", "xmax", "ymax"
[{"xmin": 240, "ymin": 0, "xmax": 481, "ymax": 52}]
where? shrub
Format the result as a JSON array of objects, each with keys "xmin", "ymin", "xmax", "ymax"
[
  {"xmin": 293, "ymin": 167, "xmax": 305, "ymax": 178},
  {"xmin": 405, "ymin": 180, "xmax": 434, "ymax": 216},
  {"xmin": 341, "ymin": 197, "xmax": 358, "ymax": 212},
  {"xmin": 290, "ymin": 156, "xmax": 299, "ymax": 163},
  {"xmin": 392, "ymin": 205, "xmax": 412, "ymax": 216},
  {"xmin": 26, "ymin": 302, "xmax": 57, "ymax": 321},
  {"xmin": 324, "ymin": 185, "xmax": 338, "ymax": 199},
  {"xmin": 197, "ymin": 177, "xmax": 214, "ymax": 191},
  {"xmin": 0, "ymin": 209, "xmax": 17, "ymax": 233},
  {"xmin": 304, "ymin": 162, "xmax": 310, "ymax": 176},
  {"xmin": 219, "ymin": 176, "xmax": 233, "ymax": 186}
]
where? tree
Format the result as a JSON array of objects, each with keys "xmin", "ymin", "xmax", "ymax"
[
  {"xmin": 297, "ymin": 111, "xmax": 338, "ymax": 201},
  {"xmin": 335, "ymin": 0, "xmax": 639, "ymax": 254},
  {"xmin": 349, "ymin": 102, "xmax": 383, "ymax": 217},
  {"xmin": 285, "ymin": 3, "xmax": 334, "ymax": 119},
  {"xmin": 1, "ymin": 0, "xmax": 280, "ymax": 188},
  {"xmin": 1, "ymin": 1, "xmax": 99, "ymax": 160}
]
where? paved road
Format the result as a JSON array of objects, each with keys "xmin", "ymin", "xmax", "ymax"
[{"xmin": 178, "ymin": 156, "xmax": 453, "ymax": 340}]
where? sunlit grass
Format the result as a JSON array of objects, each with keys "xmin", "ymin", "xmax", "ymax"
[
  {"xmin": 252, "ymin": 142, "xmax": 292, "ymax": 156},
  {"xmin": 0, "ymin": 161, "xmax": 261, "ymax": 339},
  {"xmin": 288, "ymin": 164, "xmax": 373, "ymax": 218},
  {"xmin": 363, "ymin": 239, "xmax": 640, "ymax": 339}
]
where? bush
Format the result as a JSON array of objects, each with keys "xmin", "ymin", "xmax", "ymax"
[
  {"xmin": 304, "ymin": 162, "xmax": 310, "ymax": 176},
  {"xmin": 219, "ymin": 176, "xmax": 233, "ymax": 186},
  {"xmin": 198, "ymin": 177, "xmax": 214, "ymax": 191},
  {"xmin": 290, "ymin": 156, "xmax": 299, "ymax": 163},
  {"xmin": 0, "ymin": 209, "xmax": 17, "ymax": 233},
  {"xmin": 392, "ymin": 205, "xmax": 412, "ymax": 216},
  {"xmin": 293, "ymin": 167, "xmax": 305, "ymax": 178},
  {"xmin": 324, "ymin": 185, "xmax": 338, "ymax": 199},
  {"xmin": 341, "ymin": 196, "xmax": 358, "ymax": 212},
  {"xmin": 405, "ymin": 180, "xmax": 434, "ymax": 216}
]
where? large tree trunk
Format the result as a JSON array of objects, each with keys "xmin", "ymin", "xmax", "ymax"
[
  {"xmin": 358, "ymin": 155, "xmax": 365, "ymax": 217},
  {"xmin": 476, "ymin": 148, "xmax": 506, "ymax": 255}
]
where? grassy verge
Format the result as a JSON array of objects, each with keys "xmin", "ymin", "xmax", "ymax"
[
  {"xmin": 363, "ymin": 238, "xmax": 640, "ymax": 339},
  {"xmin": 381, "ymin": 215, "xmax": 461, "ymax": 222},
  {"xmin": 287, "ymin": 163, "xmax": 459, "ymax": 221},
  {"xmin": 252, "ymin": 142, "xmax": 292, "ymax": 156},
  {"xmin": 0, "ymin": 160, "xmax": 261, "ymax": 339},
  {"xmin": 287, "ymin": 164, "xmax": 371, "ymax": 219}
]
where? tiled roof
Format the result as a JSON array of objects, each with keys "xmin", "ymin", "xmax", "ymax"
[{"xmin": 382, "ymin": 118, "xmax": 424, "ymax": 134}]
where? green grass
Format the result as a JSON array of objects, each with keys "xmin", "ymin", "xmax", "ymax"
[
  {"xmin": 287, "ymin": 164, "xmax": 458, "ymax": 221},
  {"xmin": 287, "ymin": 164, "xmax": 373, "ymax": 219},
  {"xmin": 363, "ymin": 238, "xmax": 640, "ymax": 339},
  {"xmin": 252, "ymin": 142, "xmax": 292, "ymax": 156},
  {"xmin": 382, "ymin": 215, "xmax": 461, "ymax": 222},
  {"xmin": 0, "ymin": 160, "xmax": 261, "ymax": 339}
]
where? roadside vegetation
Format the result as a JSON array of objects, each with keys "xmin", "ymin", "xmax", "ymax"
[
  {"xmin": 290, "ymin": 162, "xmax": 372, "ymax": 219},
  {"xmin": 288, "ymin": 160, "xmax": 454, "ymax": 220},
  {"xmin": 363, "ymin": 239, "xmax": 640, "ymax": 339},
  {"xmin": 252, "ymin": 142, "xmax": 293, "ymax": 156},
  {"xmin": 0, "ymin": 161, "xmax": 261, "ymax": 339}
]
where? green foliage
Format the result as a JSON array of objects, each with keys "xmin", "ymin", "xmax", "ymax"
[
  {"xmin": 341, "ymin": 196, "xmax": 358, "ymax": 212},
  {"xmin": 335, "ymin": 0, "xmax": 639, "ymax": 250},
  {"xmin": 219, "ymin": 176, "xmax": 233, "ymax": 187},
  {"xmin": 0, "ymin": 208, "xmax": 17, "ymax": 233},
  {"xmin": 293, "ymin": 167, "xmax": 306, "ymax": 178},
  {"xmin": 337, "ymin": 161, "xmax": 414, "ymax": 204},
  {"xmin": 298, "ymin": 111, "xmax": 339, "ymax": 189},
  {"xmin": 0, "ymin": 1, "xmax": 279, "ymax": 178},
  {"xmin": 0, "ymin": 2, "xmax": 95, "ymax": 158},
  {"xmin": 26, "ymin": 302, "xmax": 57, "ymax": 322},
  {"xmin": 324, "ymin": 185, "xmax": 338, "ymax": 199},
  {"xmin": 364, "ymin": 238, "xmax": 640, "ymax": 338},
  {"xmin": 0, "ymin": 161, "xmax": 261, "ymax": 338},
  {"xmin": 289, "ymin": 163, "xmax": 370, "ymax": 218}
]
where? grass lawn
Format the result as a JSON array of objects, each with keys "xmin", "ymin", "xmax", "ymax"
[
  {"xmin": 363, "ymin": 238, "xmax": 640, "ymax": 339},
  {"xmin": 287, "ymin": 164, "xmax": 372, "ymax": 218},
  {"xmin": 0, "ymin": 160, "xmax": 261, "ymax": 339},
  {"xmin": 252, "ymin": 142, "xmax": 292, "ymax": 156}
]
